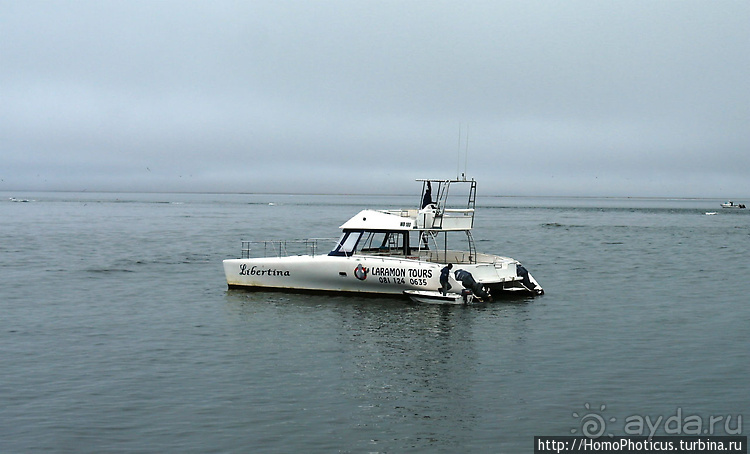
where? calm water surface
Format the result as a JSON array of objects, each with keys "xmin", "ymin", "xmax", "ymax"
[{"xmin": 1, "ymin": 192, "xmax": 748, "ymax": 453}]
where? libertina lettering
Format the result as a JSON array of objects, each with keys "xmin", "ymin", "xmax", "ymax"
[{"xmin": 239, "ymin": 264, "xmax": 291, "ymax": 277}]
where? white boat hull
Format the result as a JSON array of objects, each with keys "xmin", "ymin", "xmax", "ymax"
[{"xmin": 224, "ymin": 254, "xmax": 542, "ymax": 297}]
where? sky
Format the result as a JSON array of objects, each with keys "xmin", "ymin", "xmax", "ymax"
[{"xmin": 1, "ymin": 0, "xmax": 748, "ymax": 197}]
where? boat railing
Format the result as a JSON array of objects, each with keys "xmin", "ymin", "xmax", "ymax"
[
  {"xmin": 381, "ymin": 209, "xmax": 417, "ymax": 217},
  {"xmin": 420, "ymin": 249, "xmax": 475, "ymax": 265},
  {"xmin": 438, "ymin": 208, "xmax": 474, "ymax": 228},
  {"xmin": 442, "ymin": 208, "xmax": 475, "ymax": 215},
  {"xmin": 241, "ymin": 238, "xmax": 338, "ymax": 258},
  {"xmin": 418, "ymin": 208, "xmax": 475, "ymax": 230}
]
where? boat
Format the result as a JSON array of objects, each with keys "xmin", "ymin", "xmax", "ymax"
[
  {"xmin": 223, "ymin": 178, "xmax": 544, "ymax": 301},
  {"xmin": 720, "ymin": 201, "xmax": 746, "ymax": 209},
  {"xmin": 403, "ymin": 289, "xmax": 474, "ymax": 305}
]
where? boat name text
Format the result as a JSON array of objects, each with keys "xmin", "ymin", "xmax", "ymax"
[{"xmin": 239, "ymin": 264, "xmax": 291, "ymax": 277}]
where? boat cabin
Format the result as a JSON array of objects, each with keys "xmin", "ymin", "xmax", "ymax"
[{"xmin": 328, "ymin": 179, "xmax": 481, "ymax": 264}]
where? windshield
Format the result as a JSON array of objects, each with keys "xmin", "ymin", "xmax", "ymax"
[{"xmin": 328, "ymin": 231, "xmax": 363, "ymax": 256}]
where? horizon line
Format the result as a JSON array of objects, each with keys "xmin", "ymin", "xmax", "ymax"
[{"xmin": 1, "ymin": 188, "xmax": 746, "ymax": 201}]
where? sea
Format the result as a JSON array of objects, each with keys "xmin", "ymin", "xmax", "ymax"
[{"xmin": 1, "ymin": 191, "xmax": 748, "ymax": 453}]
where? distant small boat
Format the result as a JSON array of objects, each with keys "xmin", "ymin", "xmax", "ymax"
[
  {"xmin": 705, "ymin": 212, "xmax": 717, "ymax": 216},
  {"xmin": 720, "ymin": 201, "xmax": 746, "ymax": 209}
]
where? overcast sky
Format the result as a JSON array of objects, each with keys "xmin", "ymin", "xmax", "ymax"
[{"xmin": 2, "ymin": 0, "xmax": 748, "ymax": 197}]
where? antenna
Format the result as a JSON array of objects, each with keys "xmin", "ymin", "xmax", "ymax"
[
  {"xmin": 456, "ymin": 123, "xmax": 462, "ymax": 180},
  {"xmin": 456, "ymin": 122, "xmax": 471, "ymax": 181},
  {"xmin": 463, "ymin": 123, "xmax": 469, "ymax": 181}
]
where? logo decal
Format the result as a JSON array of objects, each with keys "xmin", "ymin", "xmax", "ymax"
[{"xmin": 354, "ymin": 264, "xmax": 368, "ymax": 280}]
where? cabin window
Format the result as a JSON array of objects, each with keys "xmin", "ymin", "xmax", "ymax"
[
  {"xmin": 330, "ymin": 230, "xmax": 412, "ymax": 256},
  {"xmin": 359, "ymin": 231, "xmax": 409, "ymax": 254},
  {"xmin": 328, "ymin": 231, "xmax": 363, "ymax": 256}
]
